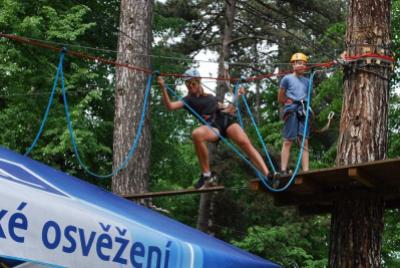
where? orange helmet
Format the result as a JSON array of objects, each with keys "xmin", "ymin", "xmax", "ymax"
[{"xmin": 290, "ymin": 53, "xmax": 308, "ymax": 63}]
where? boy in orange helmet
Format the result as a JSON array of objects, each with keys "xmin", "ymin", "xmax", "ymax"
[{"xmin": 278, "ymin": 53, "xmax": 310, "ymax": 175}]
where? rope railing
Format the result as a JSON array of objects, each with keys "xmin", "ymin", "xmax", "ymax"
[{"xmin": 0, "ymin": 33, "xmax": 357, "ymax": 82}]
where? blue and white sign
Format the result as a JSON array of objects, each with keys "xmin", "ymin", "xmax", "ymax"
[{"xmin": 0, "ymin": 147, "xmax": 280, "ymax": 268}]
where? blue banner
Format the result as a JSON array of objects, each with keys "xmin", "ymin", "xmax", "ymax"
[{"xmin": 0, "ymin": 147, "xmax": 279, "ymax": 268}]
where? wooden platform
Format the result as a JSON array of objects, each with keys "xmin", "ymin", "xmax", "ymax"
[
  {"xmin": 250, "ymin": 158, "xmax": 400, "ymax": 215},
  {"xmin": 123, "ymin": 186, "xmax": 225, "ymax": 199}
]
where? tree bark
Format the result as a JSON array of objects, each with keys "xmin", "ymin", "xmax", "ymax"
[
  {"xmin": 197, "ymin": 0, "xmax": 236, "ymax": 233},
  {"xmin": 216, "ymin": 0, "xmax": 235, "ymax": 100},
  {"xmin": 112, "ymin": 0, "xmax": 153, "ymax": 196},
  {"xmin": 252, "ymin": 42, "xmax": 261, "ymax": 124},
  {"xmin": 330, "ymin": 0, "xmax": 392, "ymax": 267},
  {"xmin": 196, "ymin": 145, "xmax": 217, "ymax": 233},
  {"xmin": 329, "ymin": 197, "xmax": 385, "ymax": 268}
]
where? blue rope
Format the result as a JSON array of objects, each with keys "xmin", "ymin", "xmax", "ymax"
[
  {"xmin": 24, "ymin": 50, "xmax": 317, "ymax": 189},
  {"xmin": 232, "ymin": 76, "xmax": 277, "ymax": 174},
  {"xmin": 259, "ymin": 71, "xmax": 316, "ymax": 192},
  {"xmin": 25, "ymin": 51, "xmax": 65, "ymax": 156},
  {"xmin": 241, "ymin": 95, "xmax": 277, "ymax": 174},
  {"xmin": 233, "ymin": 79, "xmax": 244, "ymax": 128},
  {"xmin": 60, "ymin": 64, "xmax": 154, "ymax": 178},
  {"xmin": 163, "ymin": 83, "xmax": 270, "ymax": 184}
]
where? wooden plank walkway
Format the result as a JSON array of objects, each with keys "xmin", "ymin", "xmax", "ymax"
[
  {"xmin": 250, "ymin": 158, "xmax": 400, "ymax": 215},
  {"xmin": 123, "ymin": 186, "xmax": 225, "ymax": 199}
]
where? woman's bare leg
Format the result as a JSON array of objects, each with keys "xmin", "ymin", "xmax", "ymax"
[
  {"xmin": 226, "ymin": 123, "xmax": 270, "ymax": 176},
  {"xmin": 192, "ymin": 125, "xmax": 219, "ymax": 173}
]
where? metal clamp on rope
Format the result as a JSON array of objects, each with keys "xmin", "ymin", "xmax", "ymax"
[
  {"xmin": 334, "ymin": 57, "xmax": 349, "ymax": 67},
  {"xmin": 239, "ymin": 76, "xmax": 247, "ymax": 83},
  {"xmin": 334, "ymin": 51, "xmax": 351, "ymax": 67},
  {"xmin": 328, "ymin": 111, "xmax": 335, "ymax": 121},
  {"xmin": 153, "ymin": 70, "xmax": 161, "ymax": 76}
]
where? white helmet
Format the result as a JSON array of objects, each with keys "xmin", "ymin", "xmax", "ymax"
[{"xmin": 182, "ymin": 68, "xmax": 200, "ymax": 81}]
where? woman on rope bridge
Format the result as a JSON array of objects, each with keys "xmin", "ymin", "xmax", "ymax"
[
  {"xmin": 157, "ymin": 68, "xmax": 273, "ymax": 189},
  {"xmin": 278, "ymin": 52, "xmax": 311, "ymax": 176}
]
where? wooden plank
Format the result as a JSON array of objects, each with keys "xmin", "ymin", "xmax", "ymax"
[
  {"xmin": 256, "ymin": 159, "xmax": 400, "ymax": 191},
  {"xmin": 348, "ymin": 168, "xmax": 376, "ymax": 188},
  {"xmin": 275, "ymin": 187, "xmax": 400, "ymax": 207},
  {"xmin": 250, "ymin": 175, "xmax": 319, "ymax": 194},
  {"xmin": 273, "ymin": 193, "xmax": 314, "ymax": 207},
  {"xmin": 274, "ymin": 191, "xmax": 337, "ymax": 207},
  {"xmin": 386, "ymin": 199, "xmax": 400, "ymax": 209},
  {"xmin": 249, "ymin": 179, "xmax": 280, "ymax": 191},
  {"xmin": 249, "ymin": 180, "xmax": 261, "ymax": 191},
  {"xmin": 250, "ymin": 159, "xmax": 400, "ymax": 215},
  {"xmin": 298, "ymin": 199, "xmax": 400, "ymax": 216},
  {"xmin": 278, "ymin": 158, "xmax": 400, "ymax": 188},
  {"xmin": 287, "ymin": 176, "xmax": 319, "ymax": 193},
  {"xmin": 300, "ymin": 195, "xmax": 400, "ymax": 216},
  {"xmin": 301, "ymin": 158, "xmax": 400, "ymax": 177},
  {"xmin": 123, "ymin": 186, "xmax": 225, "ymax": 199},
  {"xmin": 298, "ymin": 205, "xmax": 332, "ymax": 215}
]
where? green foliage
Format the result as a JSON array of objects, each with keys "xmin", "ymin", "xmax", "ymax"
[
  {"xmin": 383, "ymin": 1, "xmax": 400, "ymax": 266},
  {"xmin": 154, "ymin": 3, "xmax": 187, "ymax": 34},
  {"xmin": 232, "ymin": 215, "xmax": 329, "ymax": 267},
  {"xmin": 388, "ymin": 0, "xmax": 400, "ymax": 164},
  {"xmin": 388, "ymin": 94, "xmax": 400, "ymax": 158},
  {"xmin": 382, "ymin": 209, "xmax": 400, "ymax": 267},
  {"xmin": 0, "ymin": 0, "xmax": 399, "ymax": 266},
  {"xmin": 0, "ymin": 0, "xmax": 114, "ymax": 185},
  {"xmin": 317, "ymin": 22, "xmax": 345, "ymax": 57},
  {"xmin": 311, "ymin": 71, "xmax": 343, "ymax": 168},
  {"xmin": 44, "ymin": 6, "xmax": 96, "ymax": 40}
]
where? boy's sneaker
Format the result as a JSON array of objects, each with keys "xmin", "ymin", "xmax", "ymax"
[{"xmin": 194, "ymin": 172, "xmax": 217, "ymax": 189}]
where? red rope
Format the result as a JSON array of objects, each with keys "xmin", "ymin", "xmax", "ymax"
[
  {"xmin": 1, "ymin": 33, "xmax": 62, "ymax": 53},
  {"xmin": 68, "ymin": 49, "xmax": 152, "ymax": 74},
  {"xmin": 0, "ymin": 33, "xmax": 152, "ymax": 74},
  {"xmin": 344, "ymin": 52, "xmax": 394, "ymax": 62},
  {"xmin": 2, "ymin": 33, "xmax": 392, "ymax": 82}
]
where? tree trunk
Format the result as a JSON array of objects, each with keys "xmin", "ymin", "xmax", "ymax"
[
  {"xmin": 112, "ymin": 0, "xmax": 153, "ymax": 196},
  {"xmin": 330, "ymin": 0, "xmax": 392, "ymax": 267},
  {"xmin": 196, "ymin": 192, "xmax": 213, "ymax": 232},
  {"xmin": 329, "ymin": 197, "xmax": 385, "ymax": 268},
  {"xmin": 196, "ymin": 144, "xmax": 217, "ymax": 233},
  {"xmin": 252, "ymin": 42, "xmax": 261, "ymax": 124},
  {"xmin": 216, "ymin": 0, "xmax": 235, "ymax": 100},
  {"xmin": 197, "ymin": 0, "xmax": 235, "ymax": 233}
]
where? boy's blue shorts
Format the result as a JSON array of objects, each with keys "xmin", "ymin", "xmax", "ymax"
[{"xmin": 282, "ymin": 104, "xmax": 310, "ymax": 140}]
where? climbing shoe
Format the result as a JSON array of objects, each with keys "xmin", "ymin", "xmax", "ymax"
[
  {"xmin": 194, "ymin": 172, "xmax": 217, "ymax": 189},
  {"xmin": 266, "ymin": 173, "xmax": 280, "ymax": 189}
]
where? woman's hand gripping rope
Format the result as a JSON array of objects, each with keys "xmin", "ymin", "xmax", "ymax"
[{"xmin": 221, "ymin": 87, "xmax": 246, "ymax": 115}]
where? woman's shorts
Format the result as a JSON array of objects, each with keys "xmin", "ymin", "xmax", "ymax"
[{"xmin": 210, "ymin": 112, "xmax": 236, "ymax": 138}]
